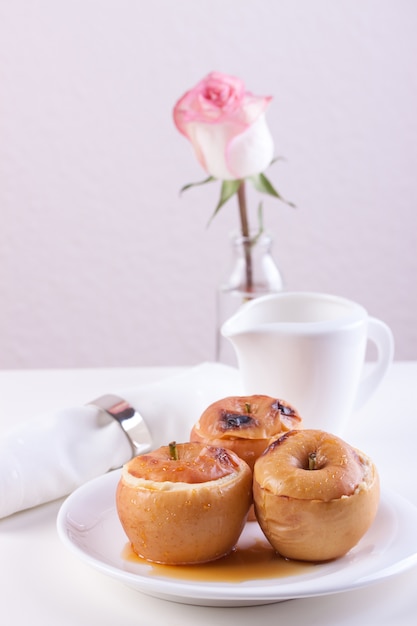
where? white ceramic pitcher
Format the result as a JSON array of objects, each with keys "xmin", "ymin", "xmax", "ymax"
[{"xmin": 221, "ymin": 292, "xmax": 394, "ymax": 434}]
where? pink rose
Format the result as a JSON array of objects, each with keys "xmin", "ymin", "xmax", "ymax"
[{"xmin": 173, "ymin": 72, "xmax": 274, "ymax": 181}]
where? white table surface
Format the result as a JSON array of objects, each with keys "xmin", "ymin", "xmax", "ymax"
[{"xmin": 1, "ymin": 362, "xmax": 417, "ymax": 625}]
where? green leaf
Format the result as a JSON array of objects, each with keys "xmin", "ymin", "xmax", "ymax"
[
  {"xmin": 249, "ymin": 173, "xmax": 278, "ymax": 197},
  {"xmin": 246, "ymin": 202, "xmax": 265, "ymax": 245},
  {"xmin": 208, "ymin": 179, "xmax": 242, "ymax": 225},
  {"xmin": 249, "ymin": 173, "xmax": 296, "ymax": 208},
  {"xmin": 257, "ymin": 202, "xmax": 265, "ymax": 235},
  {"xmin": 180, "ymin": 176, "xmax": 216, "ymax": 194},
  {"xmin": 270, "ymin": 156, "xmax": 286, "ymax": 166}
]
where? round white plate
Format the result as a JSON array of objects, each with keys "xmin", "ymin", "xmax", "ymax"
[{"xmin": 57, "ymin": 470, "xmax": 417, "ymax": 607}]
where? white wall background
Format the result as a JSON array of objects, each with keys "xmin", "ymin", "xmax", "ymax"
[{"xmin": 0, "ymin": 0, "xmax": 416, "ymax": 369}]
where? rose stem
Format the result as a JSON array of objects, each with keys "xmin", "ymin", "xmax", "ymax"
[
  {"xmin": 244, "ymin": 402, "xmax": 251, "ymax": 413},
  {"xmin": 169, "ymin": 441, "xmax": 178, "ymax": 460},
  {"xmin": 308, "ymin": 452, "xmax": 317, "ymax": 470},
  {"xmin": 237, "ymin": 181, "xmax": 253, "ymax": 293}
]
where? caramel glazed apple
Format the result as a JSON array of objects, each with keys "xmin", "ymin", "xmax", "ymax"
[
  {"xmin": 253, "ymin": 429, "xmax": 380, "ymax": 562},
  {"xmin": 116, "ymin": 441, "xmax": 252, "ymax": 565},
  {"xmin": 190, "ymin": 394, "xmax": 303, "ymax": 471}
]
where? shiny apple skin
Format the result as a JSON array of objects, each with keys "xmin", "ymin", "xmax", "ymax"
[
  {"xmin": 116, "ymin": 442, "xmax": 253, "ymax": 565},
  {"xmin": 190, "ymin": 395, "xmax": 302, "ymax": 471},
  {"xmin": 253, "ymin": 429, "xmax": 380, "ymax": 562}
]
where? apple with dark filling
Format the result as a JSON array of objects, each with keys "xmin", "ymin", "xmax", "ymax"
[
  {"xmin": 190, "ymin": 394, "xmax": 302, "ymax": 471},
  {"xmin": 253, "ymin": 429, "xmax": 380, "ymax": 562},
  {"xmin": 116, "ymin": 442, "xmax": 252, "ymax": 565}
]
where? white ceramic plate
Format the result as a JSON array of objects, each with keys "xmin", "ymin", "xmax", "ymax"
[{"xmin": 57, "ymin": 470, "xmax": 417, "ymax": 607}]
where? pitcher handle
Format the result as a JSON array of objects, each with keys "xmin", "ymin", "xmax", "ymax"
[{"xmin": 354, "ymin": 317, "xmax": 394, "ymax": 410}]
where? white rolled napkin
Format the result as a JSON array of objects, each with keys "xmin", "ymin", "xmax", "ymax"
[{"xmin": 0, "ymin": 362, "xmax": 242, "ymax": 519}]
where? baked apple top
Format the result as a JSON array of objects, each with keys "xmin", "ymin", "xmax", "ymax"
[
  {"xmin": 255, "ymin": 429, "xmax": 373, "ymax": 501},
  {"xmin": 192, "ymin": 395, "xmax": 302, "ymax": 441},
  {"xmin": 253, "ymin": 429, "xmax": 380, "ymax": 562},
  {"xmin": 123, "ymin": 442, "xmax": 243, "ymax": 484}
]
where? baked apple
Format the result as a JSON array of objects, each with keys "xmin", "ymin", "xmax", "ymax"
[
  {"xmin": 116, "ymin": 442, "xmax": 252, "ymax": 565},
  {"xmin": 253, "ymin": 429, "xmax": 380, "ymax": 562},
  {"xmin": 190, "ymin": 394, "xmax": 302, "ymax": 471}
]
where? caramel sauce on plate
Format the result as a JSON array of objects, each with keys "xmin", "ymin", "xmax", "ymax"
[{"xmin": 122, "ymin": 529, "xmax": 314, "ymax": 582}]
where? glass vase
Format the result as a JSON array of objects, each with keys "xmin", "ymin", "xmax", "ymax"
[{"xmin": 215, "ymin": 231, "xmax": 284, "ymax": 364}]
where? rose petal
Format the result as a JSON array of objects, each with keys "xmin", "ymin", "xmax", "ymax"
[
  {"xmin": 226, "ymin": 114, "xmax": 275, "ymax": 179},
  {"xmin": 173, "ymin": 73, "xmax": 274, "ymax": 179}
]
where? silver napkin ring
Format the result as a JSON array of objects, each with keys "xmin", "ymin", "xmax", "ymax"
[{"xmin": 88, "ymin": 394, "xmax": 152, "ymax": 457}]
